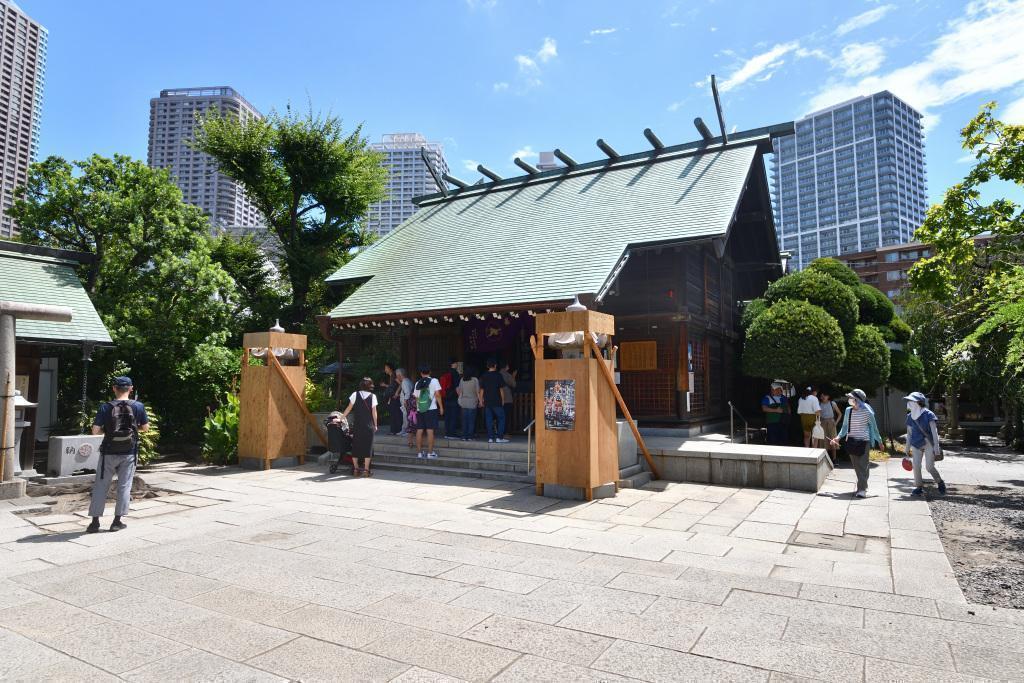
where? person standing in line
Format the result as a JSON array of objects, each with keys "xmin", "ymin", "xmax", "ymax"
[
  {"xmin": 904, "ymin": 391, "xmax": 946, "ymax": 496},
  {"xmin": 413, "ymin": 364, "xmax": 444, "ymax": 458},
  {"xmin": 384, "ymin": 363, "xmax": 403, "ymax": 435},
  {"xmin": 478, "ymin": 359, "xmax": 509, "ymax": 443},
  {"xmin": 440, "ymin": 357, "xmax": 461, "ymax": 439},
  {"xmin": 761, "ymin": 383, "xmax": 787, "ymax": 445},
  {"xmin": 500, "ymin": 362, "xmax": 517, "ymax": 433},
  {"xmin": 87, "ymin": 377, "xmax": 150, "ymax": 533},
  {"xmin": 396, "ymin": 368, "xmax": 413, "ymax": 440},
  {"xmin": 797, "ymin": 386, "xmax": 822, "ymax": 447},
  {"xmin": 342, "ymin": 377, "xmax": 378, "ymax": 476},
  {"xmin": 831, "ymin": 388, "xmax": 882, "ymax": 498},
  {"xmin": 818, "ymin": 389, "xmax": 841, "ymax": 462},
  {"xmin": 456, "ymin": 367, "xmax": 481, "ymax": 441}
]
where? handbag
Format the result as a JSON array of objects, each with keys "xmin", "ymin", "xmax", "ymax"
[
  {"xmin": 912, "ymin": 414, "xmax": 943, "ymax": 461},
  {"xmin": 811, "ymin": 416, "xmax": 825, "ymax": 441}
]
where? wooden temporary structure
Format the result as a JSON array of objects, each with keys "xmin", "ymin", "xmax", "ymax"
[
  {"xmin": 531, "ymin": 310, "xmax": 659, "ymax": 500},
  {"xmin": 238, "ymin": 331, "xmax": 326, "ymax": 470}
]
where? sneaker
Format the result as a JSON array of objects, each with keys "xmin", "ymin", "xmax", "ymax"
[
  {"xmin": 911, "ymin": 487, "xmax": 923, "ymax": 497},
  {"xmin": 938, "ymin": 481, "xmax": 947, "ymax": 494},
  {"xmin": 416, "ymin": 452, "xmax": 426, "ymax": 459},
  {"xmin": 495, "ymin": 438, "xmax": 510, "ymax": 444},
  {"xmin": 427, "ymin": 452, "xmax": 439, "ymax": 459},
  {"xmin": 487, "ymin": 438, "xmax": 495, "ymax": 444},
  {"xmin": 109, "ymin": 520, "xmax": 127, "ymax": 532},
  {"xmin": 855, "ymin": 490, "xmax": 866, "ymax": 499},
  {"xmin": 85, "ymin": 519, "xmax": 100, "ymax": 534}
]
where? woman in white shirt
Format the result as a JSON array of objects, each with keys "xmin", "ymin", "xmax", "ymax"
[
  {"xmin": 342, "ymin": 377, "xmax": 378, "ymax": 476},
  {"xmin": 796, "ymin": 386, "xmax": 821, "ymax": 447}
]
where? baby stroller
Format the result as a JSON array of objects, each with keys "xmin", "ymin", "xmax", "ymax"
[{"xmin": 324, "ymin": 412, "xmax": 355, "ymax": 475}]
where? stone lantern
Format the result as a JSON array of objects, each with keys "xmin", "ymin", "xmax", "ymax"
[{"xmin": 12, "ymin": 390, "xmax": 38, "ymax": 478}]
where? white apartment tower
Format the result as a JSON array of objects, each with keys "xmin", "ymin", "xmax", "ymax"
[
  {"xmin": 366, "ymin": 133, "xmax": 449, "ymax": 237},
  {"xmin": 0, "ymin": 0, "xmax": 46, "ymax": 238},
  {"xmin": 771, "ymin": 91, "xmax": 927, "ymax": 270},
  {"xmin": 148, "ymin": 87, "xmax": 265, "ymax": 230}
]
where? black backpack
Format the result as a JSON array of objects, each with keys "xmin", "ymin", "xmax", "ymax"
[{"xmin": 104, "ymin": 400, "xmax": 138, "ymax": 455}]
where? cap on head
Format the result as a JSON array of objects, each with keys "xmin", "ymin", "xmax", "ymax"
[
  {"xmin": 903, "ymin": 391, "xmax": 928, "ymax": 405},
  {"xmin": 846, "ymin": 388, "xmax": 867, "ymax": 402},
  {"xmin": 112, "ymin": 376, "xmax": 133, "ymax": 388}
]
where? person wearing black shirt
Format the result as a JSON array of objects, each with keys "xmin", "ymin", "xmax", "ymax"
[{"xmin": 477, "ymin": 359, "xmax": 508, "ymax": 443}]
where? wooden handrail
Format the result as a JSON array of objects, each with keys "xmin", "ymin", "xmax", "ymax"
[
  {"xmin": 268, "ymin": 352, "xmax": 328, "ymax": 449},
  {"xmin": 585, "ymin": 335, "xmax": 660, "ymax": 480}
]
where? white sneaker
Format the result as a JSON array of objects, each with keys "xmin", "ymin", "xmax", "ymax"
[
  {"xmin": 417, "ymin": 452, "xmax": 426, "ymax": 459},
  {"xmin": 487, "ymin": 439, "xmax": 495, "ymax": 443},
  {"xmin": 855, "ymin": 490, "xmax": 866, "ymax": 498},
  {"xmin": 427, "ymin": 452, "xmax": 439, "ymax": 459},
  {"xmin": 495, "ymin": 438, "xmax": 510, "ymax": 444}
]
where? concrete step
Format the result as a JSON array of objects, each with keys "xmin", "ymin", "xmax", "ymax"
[
  {"xmin": 372, "ymin": 452, "xmax": 529, "ymax": 474},
  {"xmin": 369, "ymin": 460, "xmax": 535, "ymax": 483},
  {"xmin": 373, "ymin": 443, "xmax": 529, "ymax": 463},
  {"xmin": 618, "ymin": 471, "xmax": 653, "ymax": 489},
  {"xmin": 374, "ymin": 433, "xmax": 529, "ymax": 455}
]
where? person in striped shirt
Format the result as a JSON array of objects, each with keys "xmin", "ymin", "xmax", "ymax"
[{"xmin": 830, "ymin": 389, "xmax": 882, "ymax": 498}]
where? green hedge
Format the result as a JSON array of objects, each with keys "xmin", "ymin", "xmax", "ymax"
[
  {"xmin": 806, "ymin": 257, "xmax": 862, "ymax": 289},
  {"xmin": 740, "ymin": 298, "xmax": 768, "ymax": 330},
  {"xmin": 742, "ymin": 299, "xmax": 846, "ymax": 384},
  {"xmin": 838, "ymin": 324, "xmax": 891, "ymax": 392},
  {"xmin": 765, "ymin": 270, "xmax": 859, "ymax": 335},
  {"xmin": 888, "ymin": 349, "xmax": 926, "ymax": 392},
  {"xmin": 855, "ymin": 284, "xmax": 896, "ymax": 325}
]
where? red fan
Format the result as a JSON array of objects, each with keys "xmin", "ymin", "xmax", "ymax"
[{"xmin": 901, "ymin": 457, "xmax": 913, "ymax": 472}]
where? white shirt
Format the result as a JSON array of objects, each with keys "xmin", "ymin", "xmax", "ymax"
[
  {"xmin": 797, "ymin": 395, "xmax": 821, "ymax": 414},
  {"xmin": 349, "ymin": 390, "xmax": 378, "ymax": 408},
  {"xmin": 412, "ymin": 377, "xmax": 442, "ymax": 410}
]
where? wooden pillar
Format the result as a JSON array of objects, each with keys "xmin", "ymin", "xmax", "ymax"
[{"xmin": 334, "ymin": 340, "xmax": 343, "ymax": 402}]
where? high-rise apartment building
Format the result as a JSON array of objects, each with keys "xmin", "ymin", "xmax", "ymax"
[
  {"xmin": 0, "ymin": 0, "xmax": 46, "ymax": 238},
  {"xmin": 771, "ymin": 91, "xmax": 927, "ymax": 270},
  {"xmin": 148, "ymin": 87, "xmax": 265, "ymax": 230},
  {"xmin": 365, "ymin": 133, "xmax": 449, "ymax": 237}
]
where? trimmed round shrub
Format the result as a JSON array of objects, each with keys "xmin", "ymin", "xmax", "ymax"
[
  {"xmin": 806, "ymin": 257, "xmax": 862, "ymax": 289},
  {"xmin": 740, "ymin": 298, "xmax": 768, "ymax": 330},
  {"xmin": 855, "ymin": 284, "xmax": 895, "ymax": 325},
  {"xmin": 837, "ymin": 324, "xmax": 891, "ymax": 393},
  {"xmin": 888, "ymin": 349, "xmax": 925, "ymax": 391},
  {"xmin": 887, "ymin": 316, "xmax": 912, "ymax": 344},
  {"xmin": 765, "ymin": 270, "xmax": 859, "ymax": 335},
  {"xmin": 743, "ymin": 299, "xmax": 846, "ymax": 384}
]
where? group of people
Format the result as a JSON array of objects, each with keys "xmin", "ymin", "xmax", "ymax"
[{"xmin": 763, "ymin": 383, "xmax": 945, "ymax": 499}]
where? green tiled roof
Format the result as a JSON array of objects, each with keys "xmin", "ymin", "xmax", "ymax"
[
  {"xmin": 327, "ymin": 138, "xmax": 763, "ymax": 321},
  {"xmin": 1, "ymin": 250, "xmax": 112, "ymax": 344}
]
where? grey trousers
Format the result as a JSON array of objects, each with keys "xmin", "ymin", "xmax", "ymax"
[
  {"xmin": 847, "ymin": 438, "xmax": 870, "ymax": 492},
  {"xmin": 89, "ymin": 452, "xmax": 136, "ymax": 517},
  {"xmin": 910, "ymin": 444, "xmax": 943, "ymax": 487}
]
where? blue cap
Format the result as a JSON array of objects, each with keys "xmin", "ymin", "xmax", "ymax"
[
  {"xmin": 903, "ymin": 391, "xmax": 927, "ymax": 404},
  {"xmin": 112, "ymin": 376, "xmax": 133, "ymax": 387}
]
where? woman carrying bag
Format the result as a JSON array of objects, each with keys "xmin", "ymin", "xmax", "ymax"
[
  {"xmin": 342, "ymin": 377, "xmax": 378, "ymax": 477},
  {"xmin": 830, "ymin": 389, "xmax": 882, "ymax": 498},
  {"xmin": 904, "ymin": 391, "xmax": 946, "ymax": 496}
]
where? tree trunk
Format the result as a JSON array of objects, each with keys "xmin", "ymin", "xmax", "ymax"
[{"xmin": 945, "ymin": 389, "xmax": 960, "ymax": 436}]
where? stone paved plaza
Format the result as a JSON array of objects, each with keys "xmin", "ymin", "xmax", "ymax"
[{"xmin": 2, "ymin": 453, "xmax": 1023, "ymax": 681}]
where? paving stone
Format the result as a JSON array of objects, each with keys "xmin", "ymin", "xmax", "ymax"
[
  {"xmin": 28, "ymin": 573, "xmax": 136, "ymax": 608},
  {"xmin": 91, "ymin": 562, "xmax": 163, "ymax": 582},
  {"xmin": 798, "ymin": 583, "xmax": 938, "ymax": 617},
  {"xmin": 935, "ymin": 601, "xmax": 1024, "ymax": 629},
  {"xmin": 864, "ymin": 610, "xmax": 1024, "ymax": 654},
  {"xmin": 579, "ymin": 553, "xmax": 686, "ymax": 579},
  {"xmin": 731, "ymin": 521, "xmax": 795, "ymax": 543},
  {"xmin": 437, "ymin": 564, "xmax": 550, "ymax": 594},
  {"xmin": 391, "ymin": 666, "xmax": 468, "ymax": 682},
  {"xmin": 557, "ymin": 603, "xmax": 706, "ymax": 652},
  {"xmin": 0, "ymin": 626, "xmax": 120, "ymax": 681},
  {"xmin": 450, "ymin": 586, "xmax": 579, "ymax": 625},
  {"xmin": 360, "ymin": 593, "xmax": 489, "ymax": 636},
  {"xmin": 783, "ymin": 617, "xmax": 955, "ymax": 670},
  {"xmin": 605, "ymin": 572, "xmax": 732, "ymax": 605},
  {"xmin": 187, "ymin": 585, "xmax": 307, "ymax": 622},
  {"xmin": 464, "ymin": 614, "xmax": 613, "ymax": 666},
  {"xmin": 248, "ymin": 635, "xmax": 410, "ymax": 682},
  {"xmin": 364, "ymin": 625, "xmax": 520, "ymax": 681},
  {"xmin": 682, "ymin": 566, "xmax": 802, "ymax": 597},
  {"xmin": 693, "ymin": 628, "xmax": 864, "ymax": 681},
  {"xmin": 723, "ymin": 590, "xmax": 864, "ymax": 627},
  {"xmin": 506, "ymin": 557, "xmax": 622, "ymax": 586},
  {"xmin": 39, "ymin": 620, "xmax": 186, "ymax": 674},
  {"xmin": 87, "ymin": 590, "xmax": 212, "ymax": 627},
  {"xmin": 264, "ymin": 603, "xmax": 402, "ymax": 649},
  {"xmin": 591, "ymin": 639, "xmax": 768, "ymax": 682},
  {"xmin": 864, "ymin": 657, "xmax": 996, "ymax": 682},
  {"xmin": 642, "ymin": 596, "xmax": 788, "ymax": 639},
  {"xmin": 123, "ymin": 647, "xmax": 286, "ymax": 682},
  {"xmin": 359, "ymin": 550, "xmax": 463, "ymax": 577},
  {"xmin": 0, "ymin": 596, "xmax": 109, "ymax": 638},
  {"xmin": 491, "ymin": 654, "xmax": 635, "ymax": 682},
  {"xmin": 530, "ymin": 580, "xmax": 657, "ymax": 615},
  {"xmin": 135, "ymin": 567, "xmax": 228, "ymax": 600},
  {"xmin": 950, "ymin": 643, "xmax": 1024, "ymax": 679}
]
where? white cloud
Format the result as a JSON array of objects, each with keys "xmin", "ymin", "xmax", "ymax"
[
  {"xmin": 667, "ymin": 101, "xmax": 685, "ymax": 112},
  {"xmin": 835, "ymin": 42, "xmax": 886, "ymax": 78},
  {"xmin": 1002, "ymin": 95, "xmax": 1024, "ymax": 123},
  {"xmin": 590, "ymin": 28, "xmax": 617, "ymax": 36},
  {"xmin": 835, "ymin": 4, "xmax": 894, "ymax": 36},
  {"xmin": 507, "ymin": 38, "xmax": 558, "ymax": 93},
  {"xmin": 956, "ymin": 152, "xmax": 978, "ymax": 164},
  {"xmin": 537, "ymin": 37, "xmax": 558, "ymax": 62},
  {"xmin": 709, "ymin": 26, "xmax": 718, "ymax": 32},
  {"xmin": 492, "ymin": 81, "xmax": 509, "ymax": 92},
  {"xmin": 515, "ymin": 54, "xmax": 537, "ymax": 72},
  {"xmin": 510, "ymin": 146, "xmax": 538, "ymax": 160},
  {"xmin": 810, "ymin": 1, "xmax": 1024, "ymax": 131},
  {"xmin": 719, "ymin": 42, "xmax": 799, "ymax": 92},
  {"xmin": 462, "ymin": 159, "xmax": 479, "ymax": 173}
]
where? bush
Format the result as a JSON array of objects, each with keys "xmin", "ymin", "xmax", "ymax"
[
  {"xmin": 742, "ymin": 299, "xmax": 846, "ymax": 384},
  {"xmin": 136, "ymin": 407, "xmax": 161, "ymax": 466},
  {"xmin": 202, "ymin": 392, "xmax": 240, "ymax": 465},
  {"xmin": 887, "ymin": 317, "xmax": 912, "ymax": 344},
  {"xmin": 740, "ymin": 298, "xmax": 768, "ymax": 330},
  {"xmin": 888, "ymin": 349, "xmax": 926, "ymax": 391},
  {"xmin": 765, "ymin": 270, "xmax": 859, "ymax": 335},
  {"xmin": 837, "ymin": 325, "xmax": 891, "ymax": 392},
  {"xmin": 806, "ymin": 257, "xmax": 862, "ymax": 289},
  {"xmin": 855, "ymin": 284, "xmax": 895, "ymax": 325}
]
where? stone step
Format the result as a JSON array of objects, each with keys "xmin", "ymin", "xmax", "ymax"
[
  {"xmin": 372, "ymin": 443, "xmax": 529, "ymax": 463},
  {"xmin": 371, "ymin": 452, "xmax": 529, "ymax": 474},
  {"xmin": 369, "ymin": 460, "xmax": 535, "ymax": 483},
  {"xmin": 374, "ymin": 433, "xmax": 529, "ymax": 455}
]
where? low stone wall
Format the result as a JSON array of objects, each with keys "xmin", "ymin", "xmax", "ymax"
[{"xmin": 644, "ymin": 439, "xmax": 832, "ymax": 492}]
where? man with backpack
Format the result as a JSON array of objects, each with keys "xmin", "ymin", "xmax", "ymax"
[
  {"xmin": 87, "ymin": 376, "xmax": 149, "ymax": 533},
  {"xmin": 439, "ymin": 357, "xmax": 461, "ymax": 439},
  {"xmin": 412, "ymin": 364, "xmax": 443, "ymax": 459}
]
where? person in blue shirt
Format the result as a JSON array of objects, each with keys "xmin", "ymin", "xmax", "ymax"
[
  {"xmin": 761, "ymin": 383, "xmax": 788, "ymax": 445},
  {"xmin": 904, "ymin": 391, "xmax": 945, "ymax": 496},
  {"xmin": 87, "ymin": 376, "xmax": 149, "ymax": 533}
]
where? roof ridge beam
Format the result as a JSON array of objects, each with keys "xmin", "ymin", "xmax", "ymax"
[
  {"xmin": 553, "ymin": 148, "xmax": 577, "ymax": 167},
  {"xmin": 514, "ymin": 157, "xmax": 539, "ymax": 174},
  {"xmin": 477, "ymin": 164, "xmax": 502, "ymax": 182},
  {"xmin": 596, "ymin": 138, "xmax": 619, "ymax": 159}
]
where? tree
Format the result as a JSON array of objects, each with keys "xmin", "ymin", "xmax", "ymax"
[
  {"xmin": 889, "ymin": 349, "xmax": 926, "ymax": 392},
  {"xmin": 743, "ymin": 299, "xmax": 846, "ymax": 384},
  {"xmin": 806, "ymin": 257, "xmax": 862, "ymax": 288},
  {"xmin": 208, "ymin": 233, "xmax": 290, "ymax": 343},
  {"xmin": 764, "ymin": 270, "xmax": 859, "ymax": 335},
  {"xmin": 740, "ymin": 298, "xmax": 768, "ymax": 330},
  {"xmin": 7, "ymin": 154, "xmax": 238, "ymax": 440},
  {"xmin": 837, "ymin": 325, "xmax": 891, "ymax": 393},
  {"xmin": 855, "ymin": 284, "xmax": 895, "ymax": 325},
  {"xmin": 193, "ymin": 107, "xmax": 388, "ymax": 329}
]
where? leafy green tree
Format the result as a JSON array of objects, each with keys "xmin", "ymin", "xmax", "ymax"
[
  {"xmin": 193, "ymin": 107, "xmax": 388, "ymax": 329},
  {"xmin": 7, "ymin": 154, "xmax": 238, "ymax": 441},
  {"xmin": 855, "ymin": 284, "xmax": 895, "ymax": 325},
  {"xmin": 740, "ymin": 298, "xmax": 768, "ymax": 330},
  {"xmin": 208, "ymin": 233, "xmax": 290, "ymax": 343},
  {"xmin": 742, "ymin": 300, "xmax": 846, "ymax": 384},
  {"xmin": 806, "ymin": 257, "xmax": 862, "ymax": 288},
  {"xmin": 764, "ymin": 270, "xmax": 859, "ymax": 335},
  {"xmin": 837, "ymin": 325, "xmax": 891, "ymax": 393},
  {"xmin": 889, "ymin": 350, "xmax": 926, "ymax": 392}
]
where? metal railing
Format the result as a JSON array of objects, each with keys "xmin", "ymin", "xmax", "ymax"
[
  {"xmin": 727, "ymin": 401, "xmax": 749, "ymax": 444},
  {"xmin": 523, "ymin": 419, "xmax": 535, "ymax": 473}
]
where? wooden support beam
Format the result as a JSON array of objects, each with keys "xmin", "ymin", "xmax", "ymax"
[
  {"xmin": 585, "ymin": 336, "xmax": 660, "ymax": 480},
  {"xmin": 268, "ymin": 352, "xmax": 327, "ymax": 454}
]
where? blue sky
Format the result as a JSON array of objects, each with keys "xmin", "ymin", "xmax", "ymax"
[{"xmin": 23, "ymin": 0, "xmax": 1024, "ymax": 206}]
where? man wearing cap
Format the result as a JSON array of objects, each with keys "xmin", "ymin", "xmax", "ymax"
[
  {"xmin": 761, "ymin": 383, "xmax": 788, "ymax": 445},
  {"xmin": 904, "ymin": 391, "xmax": 945, "ymax": 496},
  {"xmin": 87, "ymin": 377, "xmax": 149, "ymax": 532},
  {"xmin": 831, "ymin": 389, "xmax": 881, "ymax": 498}
]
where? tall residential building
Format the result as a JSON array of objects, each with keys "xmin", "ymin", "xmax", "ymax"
[
  {"xmin": 0, "ymin": 0, "xmax": 47, "ymax": 238},
  {"xmin": 365, "ymin": 133, "xmax": 449, "ymax": 237},
  {"xmin": 148, "ymin": 86, "xmax": 265, "ymax": 230},
  {"xmin": 771, "ymin": 91, "xmax": 927, "ymax": 270}
]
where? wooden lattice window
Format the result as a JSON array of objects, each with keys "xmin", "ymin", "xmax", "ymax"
[{"xmin": 620, "ymin": 341, "xmax": 658, "ymax": 371}]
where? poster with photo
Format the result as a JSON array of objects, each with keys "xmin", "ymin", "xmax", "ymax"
[{"xmin": 543, "ymin": 379, "xmax": 576, "ymax": 431}]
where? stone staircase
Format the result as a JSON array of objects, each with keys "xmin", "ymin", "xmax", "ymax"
[{"xmin": 367, "ymin": 433, "xmax": 534, "ymax": 483}]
